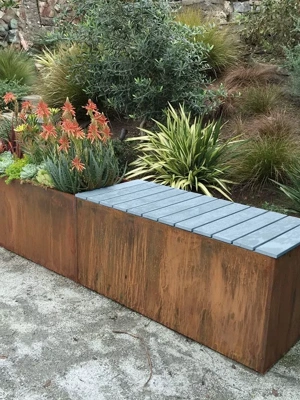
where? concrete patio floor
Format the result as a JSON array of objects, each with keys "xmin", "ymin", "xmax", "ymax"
[{"xmin": 1, "ymin": 246, "xmax": 300, "ymax": 400}]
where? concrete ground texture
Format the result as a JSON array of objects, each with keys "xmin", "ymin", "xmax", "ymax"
[{"xmin": 1, "ymin": 247, "xmax": 300, "ymax": 400}]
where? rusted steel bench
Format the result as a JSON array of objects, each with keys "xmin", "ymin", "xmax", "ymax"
[{"xmin": 75, "ymin": 180, "xmax": 300, "ymax": 373}]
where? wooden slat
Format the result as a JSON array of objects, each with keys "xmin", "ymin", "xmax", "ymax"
[
  {"xmin": 176, "ymin": 202, "xmax": 249, "ymax": 231},
  {"xmin": 114, "ymin": 187, "xmax": 180, "ymax": 213},
  {"xmin": 101, "ymin": 185, "xmax": 170, "ymax": 208},
  {"xmin": 143, "ymin": 195, "xmax": 213, "ymax": 221},
  {"xmin": 213, "ymin": 211, "xmax": 286, "ymax": 244},
  {"xmin": 87, "ymin": 181, "xmax": 158, "ymax": 204},
  {"xmin": 159, "ymin": 198, "xmax": 230, "ymax": 226},
  {"xmin": 193, "ymin": 207, "xmax": 267, "ymax": 238},
  {"xmin": 127, "ymin": 191, "xmax": 197, "ymax": 216},
  {"xmin": 233, "ymin": 216, "xmax": 300, "ymax": 251},
  {"xmin": 75, "ymin": 179, "xmax": 144, "ymax": 200},
  {"xmin": 255, "ymin": 225, "xmax": 300, "ymax": 258}
]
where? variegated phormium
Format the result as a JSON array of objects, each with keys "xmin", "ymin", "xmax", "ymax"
[{"xmin": 126, "ymin": 104, "xmax": 236, "ymax": 200}]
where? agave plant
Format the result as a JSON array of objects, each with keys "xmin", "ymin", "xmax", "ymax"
[
  {"xmin": 126, "ymin": 104, "xmax": 236, "ymax": 199},
  {"xmin": 45, "ymin": 139, "xmax": 121, "ymax": 194}
]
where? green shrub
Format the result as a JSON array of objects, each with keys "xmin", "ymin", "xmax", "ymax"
[
  {"xmin": 0, "ymin": 48, "xmax": 36, "ymax": 86},
  {"xmin": 32, "ymin": 30, "xmax": 67, "ymax": 53},
  {"xmin": 59, "ymin": 0, "xmax": 224, "ymax": 120},
  {"xmin": 231, "ymin": 133, "xmax": 300, "ymax": 188},
  {"xmin": 176, "ymin": 8, "xmax": 240, "ymax": 72},
  {"xmin": 240, "ymin": 0, "xmax": 300, "ymax": 55},
  {"xmin": 126, "ymin": 104, "xmax": 235, "ymax": 199},
  {"xmin": 35, "ymin": 44, "xmax": 89, "ymax": 112}
]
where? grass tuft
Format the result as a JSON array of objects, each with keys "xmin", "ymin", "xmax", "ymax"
[
  {"xmin": 175, "ymin": 8, "xmax": 240, "ymax": 73},
  {"xmin": 35, "ymin": 44, "xmax": 89, "ymax": 112},
  {"xmin": 230, "ymin": 132, "xmax": 300, "ymax": 188},
  {"xmin": 223, "ymin": 64, "xmax": 285, "ymax": 92},
  {"xmin": 238, "ymin": 85, "xmax": 281, "ymax": 115},
  {"xmin": 0, "ymin": 48, "xmax": 36, "ymax": 86}
]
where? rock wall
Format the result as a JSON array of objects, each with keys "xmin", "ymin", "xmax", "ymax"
[
  {"xmin": 182, "ymin": 0, "xmax": 260, "ymax": 23},
  {"xmin": 0, "ymin": 0, "xmax": 260, "ymax": 48},
  {"xmin": 0, "ymin": 0, "xmax": 65, "ymax": 47}
]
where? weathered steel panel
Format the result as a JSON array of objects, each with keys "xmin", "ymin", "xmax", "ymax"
[
  {"xmin": 0, "ymin": 179, "xmax": 77, "ymax": 281},
  {"xmin": 76, "ymin": 199, "xmax": 276, "ymax": 372}
]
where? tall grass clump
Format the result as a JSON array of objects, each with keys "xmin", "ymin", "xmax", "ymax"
[
  {"xmin": 249, "ymin": 112, "xmax": 299, "ymax": 137},
  {"xmin": 35, "ymin": 44, "xmax": 89, "ymax": 111},
  {"xmin": 238, "ymin": 85, "xmax": 281, "ymax": 115},
  {"xmin": 223, "ymin": 64, "xmax": 285, "ymax": 92},
  {"xmin": 126, "ymin": 104, "xmax": 236, "ymax": 199},
  {"xmin": 176, "ymin": 7, "xmax": 240, "ymax": 72},
  {"xmin": 0, "ymin": 48, "xmax": 36, "ymax": 86},
  {"xmin": 231, "ymin": 129, "xmax": 300, "ymax": 188}
]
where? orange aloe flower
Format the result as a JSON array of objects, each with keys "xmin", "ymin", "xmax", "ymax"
[
  {"xmin": 94, "ymin": 111, "xmax": 107, "ymax": 125},
  {"xmin": 83, "ymin": 99, "xmax": 98, "ymax": 114},
  {"xmin": 40, "ymin": 124, "xmax": 57, "ymax": 140},
  {"xmin": 58, "ymin": 135, "xmax": 70, "ymax": 152},
  {"xmin": 21, "ymin": 100, "xmax": 32, "ymax": 112},
  {"xmin": 100, "ymin": 124, "xmax": 112, "ymax": 142},
  {"xmin": 3, "ymin": 92, "xmax": 16, "ymax": 104},
  {"xmin": 36, "ymin": 100, "xmax": 51, "ymax": 119},
  {"xmin": 62, "ymin": 98, "xmax": 76, "ymax": 118},
  {"xmin": 61, "ymin": 119, "xmax": 85, "ymax": 139},
  {"xmin": 71, "ymin": 156, "xmax": 85, "ymax": 172},
  {"xmin": 87, "ymin": 121, "xmax": 101, "ymax": 143}
]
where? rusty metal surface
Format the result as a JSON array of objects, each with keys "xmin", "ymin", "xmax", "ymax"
[
  {"xmin": 76, "ymin": 199, "xmax": 283, "ymax": 373},
  {"xmin": 0, "ymin": 179, "xmax": 77, "ymax": 281},
  {"xmin": 263, "ymin": 246, "xmax": 300, "ymax": 372}
]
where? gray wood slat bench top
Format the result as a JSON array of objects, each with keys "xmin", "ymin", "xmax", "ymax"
[{"xmin": 75, "ymin": 180, "xmax": 300, "ymax": 258}]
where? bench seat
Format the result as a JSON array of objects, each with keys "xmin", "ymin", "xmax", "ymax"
[{"xmin": 75, "ymin": 180, "xmax": 300, "ymax": 372}]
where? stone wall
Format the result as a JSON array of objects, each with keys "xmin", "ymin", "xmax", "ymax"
[
  {"xmin": 182, "ymin": 0, "xmax": 260, "ymax": 23},
  {"xmin": 0, "ymin": 0, "xmax": 260, "ymax": 48},
  {"xmin": 0, "ymin": 0, "xmax": 65, "ymax": 47}
]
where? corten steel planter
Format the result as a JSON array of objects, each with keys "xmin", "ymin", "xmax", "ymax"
[
  {"xmin": 76, "ymin": 180, "xmax": 300, "ymax": 373},
  {"xmin": 0, "ymin": 178, "xmax": 77, "ymax": 281}
]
